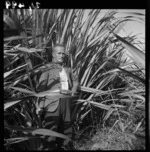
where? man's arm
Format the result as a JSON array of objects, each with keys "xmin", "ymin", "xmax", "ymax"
[
  {"xmin": 36, "ymin": 71, "xmax": 48, "ymax": 111},
  {"xmin": 37, "ymin": 71, "xmax": 48, "ymax": 92}
]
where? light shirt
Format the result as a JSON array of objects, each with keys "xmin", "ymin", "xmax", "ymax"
[{"xmin": 59, "ymin": 67, "xmax": 69, "ymax": 90}]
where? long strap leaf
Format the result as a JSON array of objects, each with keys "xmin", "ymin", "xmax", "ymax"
[
  {"xmin": 10, "ymin": 87, "xmax": 75, "ymax": 98},
  {"xmin": 5, "ymin": 125, "xmax": 72, "ymax": 141},
  {"xmin": 60, "ymin": 9, "xmax": 74, "ymax": 44}
]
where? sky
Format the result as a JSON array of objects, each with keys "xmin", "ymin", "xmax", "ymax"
[
  {"xmin": 115, "ymin": 9, "xmax": 145, "ymax": 48},
  {"xmin": 83, "ymin": 9, "xmax": 145, "ymax": 50}
]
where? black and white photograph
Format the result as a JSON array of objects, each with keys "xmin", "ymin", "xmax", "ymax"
[{"xmin": 4, "ymin": 9, "xmax": 146, "ymax": 150}]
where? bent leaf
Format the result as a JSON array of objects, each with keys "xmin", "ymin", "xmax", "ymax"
[
  {"xmin": 4, "ymin": 100, "xmax": 21, "ymax": 110},
  {"xmin": 32, "ymin": 129, "xmax": 71, "ymax": 141},
  {"xmin": 79, "ymin": 86, "xmax": 105, "ymax": 94},
  {"xmin": 103, "ymin": 108, "xmax": 115, "ymax": 121},
  {"xmin": 111, "ymin": 31, "xmax": 145, "ymax": 69},
  {"xmin": 5, "ymin": 137, "xmax": 31, "ymax": 145},
  {"xmin": 4, "ymin": 63, "xmax": 28, "ymax": 78},
  {"xmin": 77, "ymin": 99, "xmax": 111, "ymax": 110},
  {"xmin": 11, "ymin": 87, "xmax": 35, "ymax": 94}
]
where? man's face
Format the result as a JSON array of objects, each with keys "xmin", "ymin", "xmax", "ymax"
[{"xmin": 53, "ymin": 46, "xmax": 65, "ymax": 63}]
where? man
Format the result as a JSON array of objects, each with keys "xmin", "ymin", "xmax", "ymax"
[{"xmin": 36, "ymin": 43, "xmax": 79, "ymax": 150}]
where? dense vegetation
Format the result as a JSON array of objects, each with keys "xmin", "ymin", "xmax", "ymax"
[{"xmin": 4, "ymin": 9, "xmax": 145, "ymax": 150}]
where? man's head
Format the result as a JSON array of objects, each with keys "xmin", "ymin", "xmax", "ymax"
[{"xmin": 52, "ymin": 44, "xmax": 65, "ymax": 64}]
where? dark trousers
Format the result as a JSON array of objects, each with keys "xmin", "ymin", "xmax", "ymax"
[{"xmin": 43, "ymin": 97, "xmax": 72, "ymax": 149}]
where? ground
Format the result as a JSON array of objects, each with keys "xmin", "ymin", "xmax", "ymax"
[{"xmin": 74, "ymin": 127, "xmax": 145, "ymax": 150}]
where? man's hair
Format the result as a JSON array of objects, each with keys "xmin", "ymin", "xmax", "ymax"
[{"xmin": 53, "ymin": 43, "xmax": 65, "ymax": 52}]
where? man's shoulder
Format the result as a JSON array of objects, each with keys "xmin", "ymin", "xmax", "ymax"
[
  {"xmin": 39, "ymin": 62, "xmax": 52, "ymax": 71},
  {"xmin": 45, "ymin": 62, "xmax": 53, "ymax": 67},
  {"xmin": 44, "ymin": 62, "xmax": 58, "ymax": 69},
  {"xmin": 45, "ymin": 63, "xmax": 72, "ymax": 71}
]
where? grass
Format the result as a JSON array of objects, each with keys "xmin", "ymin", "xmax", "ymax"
[{"xmin": 74, "ymin": 126, "xmax": 145, "ymax": 150}]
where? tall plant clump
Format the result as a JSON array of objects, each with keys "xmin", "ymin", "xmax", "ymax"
[{"xmin": 4, "ymin": 9, "xmax": 145, "ymax": 150}]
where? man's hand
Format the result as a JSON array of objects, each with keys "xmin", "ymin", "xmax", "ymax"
[
  {"xmin": 60, "ymin": 89, "xmax": 72, "ymax": 95},
  {"xmin": 36, "ymin": 107, "xmax": 44, "ymax": 115}
]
